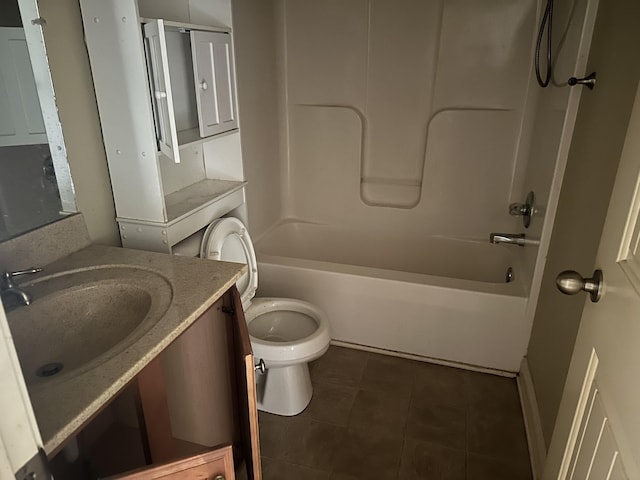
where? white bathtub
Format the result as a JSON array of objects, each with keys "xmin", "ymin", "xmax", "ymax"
[{"xmin": 254, "ymin": 221, "xmax": 529, "ymax": 372}]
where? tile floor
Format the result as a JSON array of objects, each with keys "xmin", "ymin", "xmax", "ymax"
[{"xmin": 258, "ymin": 346, "xmax": 532, "ymax": 480}]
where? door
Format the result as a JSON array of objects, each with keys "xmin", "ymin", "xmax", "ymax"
[
  {"xmin": 543, "ymin": 84, "xmax": 640, "ymax": 478},
  {"xmin": 225, "ymin": 287, "xmax": 262, "ymax": 480},
  {"xmin": 143, "ymin": 19, "xmax": 181, "ymax": 164},
  {"xmin": 0, "ymin": 303, "xmax": 52, "ymax": 479},
  {"xmin": 190, "ymin": 31, "xmax": 238, "ymax": 138},
  {"xmin": 112, "ymin": 445, "xmax": 234, "ymax": 480}
]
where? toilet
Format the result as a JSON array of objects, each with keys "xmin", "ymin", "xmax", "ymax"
[{"xmin": 200, "ymin": 217, "xmax": 331, "ymax": 416}]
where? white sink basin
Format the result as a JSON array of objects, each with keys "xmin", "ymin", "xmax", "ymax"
[{"xmin": 7, "ymin": 266, "xmax": 173, "ymax": 386}]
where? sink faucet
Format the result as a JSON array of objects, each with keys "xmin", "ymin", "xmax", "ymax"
[
  {"xmin": 1, "ymin": 268, "xmax": 43, "ymax": 307},
  {"xmin": 489, "ymin": 233, "xmax": 527, "ymax": 247}
]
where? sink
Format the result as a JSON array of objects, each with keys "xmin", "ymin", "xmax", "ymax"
[{"xmin": 7, "ymin": 266, "xmax": 173, "ymax": 387}]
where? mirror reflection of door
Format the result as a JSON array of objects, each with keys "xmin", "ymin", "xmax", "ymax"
[{"xmin": 0, "ymin": 0, "xmax": 64, "ymax": 241}]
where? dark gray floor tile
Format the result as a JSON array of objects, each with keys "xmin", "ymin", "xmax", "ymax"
[
  {"xmin": 467, "ymin": 407, "xmax": 530, "ymax": 464},
  {"xmin": 331, "ymin": 428, "xmax": 403, "ymax": 480},
  {"xmin": 465, "ymin": 372, "xmax": 521, "ymax": 415},
  {"xmin": 258, "ymin": 411, "xmax": 288, "ymax": 459},
  {"xmin": 412, "ymin": 362, "xmax": 470, "ymax": 407},
  {"xmin": 398, "ymin": 437, "xmax": 466, "ymax": 480},
  {"xmin": 261, "ymin": 457, "xmax": 332, "ymax": 480},
  {"xmin": 279, "ymin": 419, "xmax": 345, "ymax": 470},
  {"xmin": 258, "ymin": 347, "xmax": 531, "ymax": 480},
  {"xmin": 310, "ymin": 346, "xmax": 370, "ymax": 387},
  {"xmin": 306, "ymin": 382, "xmax": 359, "ymax": 426},
  {"xmin": 405, "ymin": 398, "xmax": 466, "ymax": 450},
  {"xmin": 348, "ymin": 388, "xmax": 411, "ymax": 436},
  {"xmin": 360, "ymin": 353, "xmax": 418, "ymax": 397},
  {"xmin": 467, "ymin": 453, "xmax": 532, "ymax": 480}
]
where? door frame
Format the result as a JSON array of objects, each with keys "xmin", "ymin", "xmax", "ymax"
[{"xmin": 0, "ymin": 302, "xmax": 45, "ymax": 477}]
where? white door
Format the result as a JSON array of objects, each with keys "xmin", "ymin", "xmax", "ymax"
[
  {"xmin": 0, "ymin": 302, "xmax": 50, "ymax": 478},
  {"xmin": 542, "ymin": 84, "xmax": 640, "ymax": 479},
  {"xmin": 143, "ymin": 19, "xmax": 181, "ymax": 164}
]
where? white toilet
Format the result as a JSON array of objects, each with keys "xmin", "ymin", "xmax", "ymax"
[{"xmin": 200, "ymin": 217, "xmax": 331, "ymax": 416}]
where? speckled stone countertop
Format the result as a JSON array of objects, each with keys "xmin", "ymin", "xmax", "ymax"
[{"xmin": 19, "ymin": 244, "xmax": 245, "ymax": 456}]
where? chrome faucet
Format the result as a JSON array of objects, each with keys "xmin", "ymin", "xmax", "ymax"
[
  {"xmin": 0, "ymin": 268, "xmax": 43, "ymax": 307},
  {"xmin": 489, "ymin": 233, "xmax": 527, "ymax": 247}
]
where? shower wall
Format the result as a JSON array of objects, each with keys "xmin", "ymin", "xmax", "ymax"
[
  {"xmin": 279, "ymin": 0, "xmax": 536, "ymax": 241},
  {"xmin": 515, "ymin": 0, "xmax": 594, "ymax": 294}
]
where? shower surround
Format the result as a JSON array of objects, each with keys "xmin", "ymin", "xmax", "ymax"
[
  {"xmin": 233, "ymin": 0, "xmax": 596, "ymax": 371},
  {"xmin": 279, "ymin": 0, "xmax": 537, "ymax": 237}
]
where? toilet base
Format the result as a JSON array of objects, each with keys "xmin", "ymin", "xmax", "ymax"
[{"xmin": 257, "ymin": 363, "xmax": 313, "ymax": 416}]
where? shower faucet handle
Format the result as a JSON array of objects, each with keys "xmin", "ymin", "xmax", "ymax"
[{"xmin": 509, "ymin": 191, "xmax": 535, "ymax": 228}]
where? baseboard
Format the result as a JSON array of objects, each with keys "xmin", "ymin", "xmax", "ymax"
[
  {"xmin": 517, "ymin": 356, "xmax": 547, "ymax": 479},
  {"xmin": 330, "ymin": 340, "xmax": 517, "ymax": 377}
]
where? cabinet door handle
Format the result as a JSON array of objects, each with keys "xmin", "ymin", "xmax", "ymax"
[
  {"xmin": 214, "ymin": 476, "xmax": 224, "ymax": 480},
  {"xmin": 200, "ymin": 80, "xmax": 208, "ymax": 91}
]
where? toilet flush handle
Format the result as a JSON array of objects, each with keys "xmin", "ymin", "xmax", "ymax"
[{"xmin": 255, "ymin": 358, "xmax": 266, "ymax": 374}]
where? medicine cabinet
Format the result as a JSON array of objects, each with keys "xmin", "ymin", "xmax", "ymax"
[
  {"xmin": 79, "ymin": 0, "xmax": 246, "ymax": 253},
  {"xmin": 143, "ymin": 19, "xmax": 238, "ymax": 164}
]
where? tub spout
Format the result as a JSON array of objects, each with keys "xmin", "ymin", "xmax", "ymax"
[{"xmin": 489, "ymin": 233, "xmax": 526, "ymax": 247}]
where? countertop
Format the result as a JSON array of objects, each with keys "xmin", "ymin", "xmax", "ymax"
[{"xmin": 18, "ymin": 244, "xmax": 245, "ymax": 455}]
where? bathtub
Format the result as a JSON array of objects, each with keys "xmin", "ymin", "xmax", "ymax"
[{"xmin": 254, "ymin": 220, "xmax": 529, "ymax": 373}]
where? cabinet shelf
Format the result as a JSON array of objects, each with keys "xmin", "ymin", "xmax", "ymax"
[
  {"xmin": 117, "ymin": 179, "xmax": 246, "ymax": 251},
  {"xmin": 165, "ymin": 178, "xmax": 245, "ymax": 224},
  {"xmin": 177, "ymin": 126, "xmax": 238, "ymax": 150}
]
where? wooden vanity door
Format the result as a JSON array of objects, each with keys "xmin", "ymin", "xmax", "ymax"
[
  {"xmin": 111, "ymin": 445, "xmax": 234, "ymax": 479},
  {"xmin": 226, "ymin": 286, "xmax": 262, "ymax": 480}
]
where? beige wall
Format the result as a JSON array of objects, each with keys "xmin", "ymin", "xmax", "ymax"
[
  {"xmin": 527, "ymin": 0, "xmax": 640, "ymax": 447},
  {"xmin": 38, "ymin": 0, "xmax": 120, "ymax": 246},
  {"xmin": 232, "ymin": 0, "xmax": 282, "ymax": 238}
]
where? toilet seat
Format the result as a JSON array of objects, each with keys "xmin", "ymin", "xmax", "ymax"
[
  {"xmin": 201, "ymin": 217, "xmax": 258, "ymax": 308},
  {"xmin": 246, "ymin": 298, "xmax": 331, "ymax": 367}
]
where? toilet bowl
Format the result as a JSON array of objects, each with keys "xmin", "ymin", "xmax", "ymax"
[{"xmin": 201, "ymin": 217, "xmax": 331, "ymax": 416}]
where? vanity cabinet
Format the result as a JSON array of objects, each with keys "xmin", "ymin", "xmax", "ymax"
[
  {"xmin": 135, "ymin": 287, "xmax": 260, "ymax": 479},
  {"xmin": 79, "ymin": 0, "xmax": 247, "ymax": 253},
  {"xmin": 56, "ymin": 286, "xmax": 261, "ymax": 480}
]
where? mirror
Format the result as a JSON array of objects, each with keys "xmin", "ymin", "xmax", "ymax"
[{"xmin": 0, "ymin": 0, "xmax": 76, "ymax": 242}]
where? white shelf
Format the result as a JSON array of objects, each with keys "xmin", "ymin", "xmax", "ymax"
[
  {"xmin": 164, "ymin": 178, "xmax": 246, "ymax": 224},
  {"xmin": 177, "ymin": 127, "xmax": 239, "ymax": 150},
  {"xmin": 118, "ymin": 180, "xmax": 246, "ymax": 251},
  {"xmin": 140, "ymin": 18, "xmax": 231, "ymax": 34}
]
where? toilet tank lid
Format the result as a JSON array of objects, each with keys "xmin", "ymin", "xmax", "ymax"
[{"xmin": 200, "ymin": 217, "xmax": 258, "ymax": 305}]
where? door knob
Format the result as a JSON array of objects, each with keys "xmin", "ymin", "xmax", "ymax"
[{"xmin": 556, "ymin": 269, "xmax": 603, "ymax": 303}]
